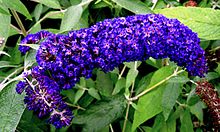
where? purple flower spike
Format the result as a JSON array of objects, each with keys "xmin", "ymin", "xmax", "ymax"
[{"xmin": 19, "ymin": 30, "xmax": 53, "ymax": 54}]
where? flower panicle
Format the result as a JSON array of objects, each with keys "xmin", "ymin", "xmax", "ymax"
[{"xmin": 195, "ymin": 80, "xmax": 220, "ymax": 129}]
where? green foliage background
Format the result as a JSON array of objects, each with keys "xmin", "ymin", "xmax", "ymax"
[{"xmin": 0, "ymin": 0, "xmax": 220, "ymax": 132}]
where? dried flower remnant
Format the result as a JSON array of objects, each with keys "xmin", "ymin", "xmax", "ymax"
[
  {"xmin": 195, "ymin": 80, "xmax": 220, "ymax": 129},
  {"xmin": 185, "ymin": 0, "xmax": 197, "ymax": 7}
]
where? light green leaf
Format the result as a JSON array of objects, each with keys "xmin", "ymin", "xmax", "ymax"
[
  {"xmin": 215, "ymin": 63, "xmax": 220, "ymax": 75},
  {"xmin": 155, "ymin": 7, "xmax": 220, "ymax": 40},
  {"xmin": 60, "ymin": 5, "xmax": 83, "ymax": 32},
  {"xmin": 189, "ymin": 101, "xmax": 205, "ymax": 122},
  {"xmin": 132, "ymin": 66, "xmax": 175, "ymax": 131},
  {"xmin": 126, "ymin": 68, "xmax": 138, "ymax": 91},
  {"xmin": 37, "ymin": 0, "xmax": 61, "ymax": 9},
  {"xmin": 180, "ymin": 109, "xmax": 194, "ymax": 132},
  {"xmin": 2, "ymin": 0, "xmax": 32, "ymax": 20},
  {"xmin": 96, "ymin": 71, "xmax": 113, "ymax": 97},
  {"xmin": 19, "ymin": 44, "xmax": 39, "ymax": 50},
  {"xmin": 74, "ymin": 89, "xmax": 85, "ymax": 104},
  {"xmin": 0, "ymin": 61, "xmax": 19, "ymax": 68},
  {"xmin": 72, "ymin": 95, "xmax": 126, "ymax": 132},
  {"xmin": 112, "ymin": 78, "xmax": 126, "ymax": 95},
  {"xmin": 24, "ymin": 50, "xmax": 37, "ymax": 68},
  {"xmin": 0, "ymin": 4, "xmax": 10, "ymax": 15},
  {"xmin": 33, "ymin": 4, "xmax": 43, "ymax": 21},
  {"xmin": 162, "ymin": 82, "xmax": 181, "ymax": 121},
  {"xmin": 0, "ymin": 10, "xmax": 10, "ymax": 51},
  {"xmin": 0, "ymin": 82, "xmax": 25, "ymax": 132},
  {"xmin": 88, "ymin": 88, "xmax": 101, "ymax": 100},
  {"xmin": 111, "ymin": 0, "xmax": 152, "ymax": 14}
]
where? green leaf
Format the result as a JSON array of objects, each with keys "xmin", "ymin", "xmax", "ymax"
[
  {"xmin": 60, "ymin": 5, "xmax": 83, "ymax": 32},
  {"xmin": 17, "ymin": 110, "xmax": 47, "ymax": 132},
  {"xmin": 180, "ymin": 109, "xmax": 194, "ymax": 132},
  {"xmin": 96, "ymin": 71, "xmax": 114, "ymax": 97},
  {"xmin": 126, "ymin": 68, "xmax": 138, "ymax": 91},
  {"xmin": 215, "ymin": 63, "xmax": 220, "ymax": 75},
  {"xmin": 72, "ymin": 95, "xmax": 126, "ymax": 132},
  {"xmin": 155, "ymin": 7, "xmax": 220, "ymax": 40},
  {"xmin": 0, "ymin": 82, "xmax": 25, "ymax": 132},
  {"xmin": 37, "ymin": 0, "xmax": 61, "ymax": 9},
  {"xmin": 19, "ymin": 44, "xmax": 39, "ymax": 50},
  {"xmin": 0, "ymin": 4, "xmax": 10, "ymax": 15},
  {"xmin": 0, "ymin": 61, "xmax": 19, "ymax": 68},
  {"xmin": 111, "ymin": 0, "xmax": 152, "ymax": 14},
  {"xmin": 74, "ymin": 89, "xmax": 85, "ymax": 104},
  {"xmin": 2, "ymin": 0, "xmax": 32, "ymax": 20},
  {"xmin": 24, "ymin": 50, "xmax": 37, "ymax": 68},
  {"xmin": 88, "ymin": 88, "xmax": 101, "ymax": 100},
  {"xmin": 132, "ymin": 66, "xmax": 175, "ymax": 131},
  {"xmin": 33, "ymin": 4, "xmax": 43, "ymax": 21},
  {"xmin": 189, "ymin": 101, "xmax": 204, "ymax": 122},
  {"xmin": 0, "ymin": 10, "xmax": 10, "ymax": 51},
  {"xmin": 112, "ymin": 78, "xmax": 126, "ymax": 95},
  {"xmin": 162, "ymin": 82, "xmax": 181, "ymax": 121}
]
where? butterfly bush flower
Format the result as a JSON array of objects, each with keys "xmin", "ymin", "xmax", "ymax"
[
  {"xmin": 19, "ymin": 30, "xmax": 52, "ymax": 54},
  {"xmin": 36, "ymin": 14, "xmax": 207, "ymax": 89},
  {"xmin": 17, "ymin": 14, "xmax": 208, "ymax": 128},
  {"xmin": 16, "ymin": 66, "xmax": 73, "ymax": 128}
]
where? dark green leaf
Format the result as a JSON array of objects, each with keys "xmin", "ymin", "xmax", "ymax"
[
  {"xmin": 112, "ymin": 78, "xmax": 126, "ymax": 95},
  {"xmin": 37, "ymin": 0, "xmax": 61, "ymax": 9},
  {"xmin": 155, "ymin": 7, "xmax": 220, "ymax": 40},
  {"xmin": 88, "ymin": 88, "xmax": 101, "ymax": 100},
  {"xmin": 0, "ymin": 82, "xmax": 25, "ymax": 132},
  {"xmin": 2, "ymin": 0, "xmax": 32, "ymax": 20},
  {"xmin": 111, "ymin": 0, "xmax": 153, "ymax": 14},
  {"xmin": 136, "ymin": 72, "xmax": 153, "ymax": 95},
  {"xmin": 132, "ymin": 66, "xmax": 175, "ymax": 131},
  {"xmin": 17, "ymin": 110, "xmax": 47, "ymax": 132},
  {"xmin": 180, "ymin": 109, "xmax": 194, "ymax": 132},
  {"xmin": 72, "ymin": 95, "xmax": 126, "ymax": 132},
  {"xmin": 60, "ymin": 5, "xmax": 83, "ymax": 32},
  {"xmin": 162, "ymin": 82, "xmax": 181, "ymax": 121},
  {"xmin": 96, "ymin": 71, "xmax": 114, "ymax": 97},
  {"xmin": 206, "ymin": 72, "xmax": 219, "ymax": 81}
]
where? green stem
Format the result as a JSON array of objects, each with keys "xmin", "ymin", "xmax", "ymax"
[
  {"xmin": 122, "ymin": 61, "xmax": 137, "ymax": 132},
  {"xmin": 0, "ymin": 67, "xmax": 24, "ymax": 91},
  {"xmin": 118, "ymin": 65, "xmax": 126, "ymax": 80},
  {"xmin": 129, "ymin": 68, "xmax": 185, "ymax": 101},
  {"xmin": 66, "ymin": 102, "xmax": 86, "ymax": 110},
  {"xmin": 28, "ymin": 10, "xmax": 66, "ymax": 33},
  {"xmin": 11, "ymin": 10, "xmax": 27, "ymax": 36}
]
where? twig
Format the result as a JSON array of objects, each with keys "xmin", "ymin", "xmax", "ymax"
[
  {"xmin": 10, "ymin": 24, "xmax": 22, "ymax": 34},
  {"xmin": 28, "ymin": 10, "xmax": 66, "ymax": 33},
  {"xmin": 122, "ymin": 61, "xmax": 137, "ymax": 132},
  {"xmin": 129, "ymin": 68, "xmax": 185, "ymax": 101},
  {"xmin": 11, "ymin": 10, "xmax": 27, "ymax": 36},
  {"xmin": 0, "ymin": 67, "xmax": 24, "ymax": 91},
  {"xmin": 66, "ymin": 102, "xmax": 86, "ymax": 111},
  {"xmin": 118, "ymin": 65, "xmax": 126, "ymax": 80}
]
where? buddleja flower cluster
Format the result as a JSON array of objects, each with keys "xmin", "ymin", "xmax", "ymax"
[
  {"xmin": 195, "ymin": 80, "xmax": 220, "ymax": 129},
  {"xmin": 17, "ymin": 14, "xmax": 208, "ymax": 128}
]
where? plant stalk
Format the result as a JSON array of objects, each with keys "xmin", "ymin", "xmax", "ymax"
[{"xmin": 11, "ymin": 10, "xmax": 27, "ymax": 36}]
